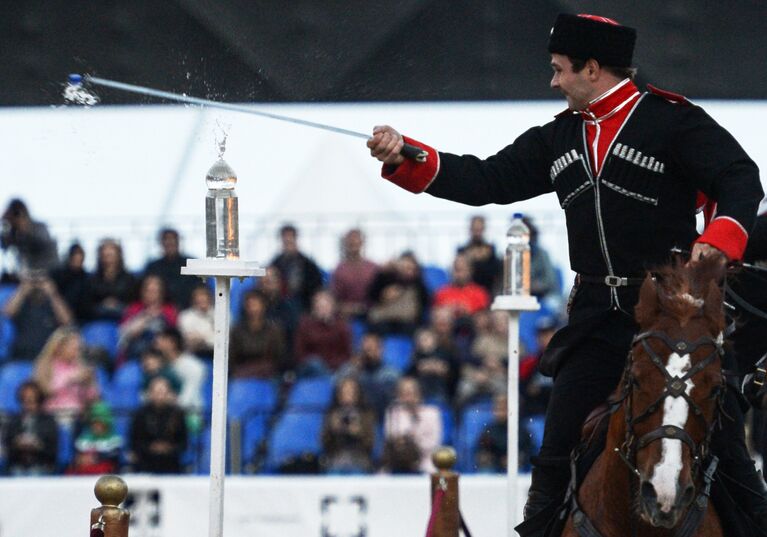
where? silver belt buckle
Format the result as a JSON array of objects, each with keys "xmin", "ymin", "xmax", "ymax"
[{"xmin": 604, "ymin": 275, "xmax": 627, "ymax": 287}]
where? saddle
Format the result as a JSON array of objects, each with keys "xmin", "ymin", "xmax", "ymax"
[{"xmin": 517, "ymin": 394, "xmax": 766, "ymax": 537}]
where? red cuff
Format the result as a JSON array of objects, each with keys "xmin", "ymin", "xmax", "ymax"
[
  {"xmin": 381, "ymin": 136, "xmax": 440, "ymax": 194},
  {"xmin": 694, "ymin": 216, "xmax": 749, "ymax": 260}
]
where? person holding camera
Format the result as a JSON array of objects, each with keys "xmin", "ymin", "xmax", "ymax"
[
  {"xmin": 3, "ymin": 272, "xmax": 73, "ymax": 361},
  {"xmin": 0, "ymin": 198, "xmax": 57, "ymax": 280},
  {"xmin": 321, "ymin": 377, "xmax": 376, "ymax": 474}
]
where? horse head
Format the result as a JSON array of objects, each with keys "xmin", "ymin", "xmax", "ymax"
[{"xmin": 626, "ymin": 256, "xmax": 726, "ymax": 528}]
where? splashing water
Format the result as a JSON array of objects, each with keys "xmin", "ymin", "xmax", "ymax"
[
  {"xmin": 215, "ymin": 119, "xmax": 230, "ymax": 159},
  {"xmin": 62, "ymin": 74, "xmax": 100, "ymax": 106}
]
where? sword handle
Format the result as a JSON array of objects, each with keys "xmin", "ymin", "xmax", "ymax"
[{"xmin": 401, "ymin": 143, "xmax": 429, "ymax": 163}]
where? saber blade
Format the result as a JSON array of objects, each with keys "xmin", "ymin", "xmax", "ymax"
[{"xmin": 68, "ymin": 74, "xmax": 428, "ymax": 162}]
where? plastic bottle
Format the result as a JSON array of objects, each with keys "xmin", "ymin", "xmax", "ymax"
[
  {"xmin": 205, "ymin": 158, "xmax": 240, "ymax": 259},
  {"xmin": 503, "ymin": 213, "xmax": 531, "ymax": 295}
]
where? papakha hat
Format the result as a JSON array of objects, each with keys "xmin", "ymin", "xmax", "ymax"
[{"xmin": 548, "ymin": 13, "xmax": 636, "ymax": 68}]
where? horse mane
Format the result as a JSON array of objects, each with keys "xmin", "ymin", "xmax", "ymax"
[{"xmin": 634, "ymin": 256, "xmax": 726, "ymax": 333}]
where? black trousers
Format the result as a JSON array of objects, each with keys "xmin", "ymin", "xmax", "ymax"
[{"xmin": 530, "ymin": 334, "xmax": 627, "ymax": 495}]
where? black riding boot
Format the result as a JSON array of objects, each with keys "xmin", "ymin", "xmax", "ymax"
[{"xmin": 711, "ymin": 388, "xmax": 767, "ymax": 535}]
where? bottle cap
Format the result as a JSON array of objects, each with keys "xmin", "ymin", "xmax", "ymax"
[
  {"xmin": 513, "ymin": 212, "xmax": 523, "ymax": 219},
  {"xmin": 67, "ymin": 73, "xmax": 83, "ymax": 85}
]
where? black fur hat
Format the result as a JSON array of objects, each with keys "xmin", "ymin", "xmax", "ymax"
[{"xmin": 548, "ymin": 14, "xmax": 636, "ymax": 68}]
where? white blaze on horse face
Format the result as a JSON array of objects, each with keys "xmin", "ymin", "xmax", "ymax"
[{"xmin": 649, "ymin": 352, "xmax": 694, "ymax": 513}]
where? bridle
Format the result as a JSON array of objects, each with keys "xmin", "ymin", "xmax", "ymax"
[
  {"xmin": 615, "ymin": 330, "xmax": 725, "ymax": 478},
  {"xmin": 569, "ymin": 329, "xmax": 726, "ymax": 537}
]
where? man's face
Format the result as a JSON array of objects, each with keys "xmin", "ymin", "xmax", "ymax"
[
  {"xmin": 281, "ymin": 230, "xmax": 298, "ymax": 254},
  {"xmin": 469, "ymin": 217, "xmax": 485, "ymax": 241},
  {"xmin": 161, "ymin": 232, "xmax": 180, "ymax": 257},
  {"xmin": 550, "ymin": 54, "xmax": 594, "ymax": 111}
]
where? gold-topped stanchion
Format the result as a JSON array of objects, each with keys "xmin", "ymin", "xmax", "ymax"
[
  {"xmin": 426, "ymin": 447, "xmax": 460, "ymax": 537},
  {"xmin": 90, "ymin": 475, "xmax": 130, "ymax": 537}
]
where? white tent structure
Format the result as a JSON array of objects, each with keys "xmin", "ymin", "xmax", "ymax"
[{"xmin": 2, "ymin": 99, "xmax": 766, "ymax": 275}]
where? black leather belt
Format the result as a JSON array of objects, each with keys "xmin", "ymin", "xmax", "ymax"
[{"xmin": 577, "ymin": 274, "xmax": 645, "ymax": 287}]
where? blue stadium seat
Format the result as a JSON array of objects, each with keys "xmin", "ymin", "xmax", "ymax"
[
  {"xmin": 0, "ymin": 284, "xmax": 18, "ymax": 309},
  {"xmin": 81, "ymin": 320, "xmax": 120, "ymax": 360},
  {"xmin": 519, "ymin": 306, "xmax": 554, "ymax": 356},
  {"xmin": 350, "ymin": 318, "xmax": 368, "ymax": 353},
  {"xmin": 0, "ymin": 361, "xmax": 35, "ymax": 413},
  {"xmin": 381, "ymin": 335, "xmax": 414, "ymax": 373},
  {"xmin": 456, "ymin": 402, "xmax": 495, "ymax": 473},
  {"xmin": 228, "ymin": 379, "xmax": 278, "ymax": 419},
  {"xmin": 265, "ymin": 410, "xmax": 324, "ymax": 471},
  {"xmin": 94, "ymin": 367, "xmax": 110, "ymax": 395},
  {"xmin": 0, "ymin": 317, "xmax": 16, "ymax": 362},
  {"xmin": 422, "ymin": 265, "xmax": 449, "ymax": 295},
  {"xmin": 438, "ymin": 403, "xmax": 455, "ymax": 446},
  {"xmin": 286, "ymin": 376, "xmax": 334, "ymax": 410},
  {"xmin": 57, "ymin": 423, "xmax": 75, "ymax": 470},
  {"xmin": 108, "ymin": 361, "xmax": 142, "ymax": 411}
]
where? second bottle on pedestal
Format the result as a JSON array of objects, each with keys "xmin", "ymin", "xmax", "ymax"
[{"xmin": 503, "ymin": 213, "xmax": 530, "ymax": 296}]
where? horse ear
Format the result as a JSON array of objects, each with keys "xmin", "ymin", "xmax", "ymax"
[{"xmin": 635, "ymin": 274, "xmax": 660, "ymax": 327}]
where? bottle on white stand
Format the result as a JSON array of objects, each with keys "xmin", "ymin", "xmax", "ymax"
[
  {"xmin": 504, "ymin": 213, "xmax": 531, "ymax": 296},
  {"xmin": 492, "ymin": 212, "xmax": 539, "ymax": 535}
]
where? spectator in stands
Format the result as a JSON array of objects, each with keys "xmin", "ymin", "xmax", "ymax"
[
  {"xmin": 367, "ymin": 251, "xmax": 430, "ymax": 336},
  {"xmin": 295, "ymin": 290, "xmax": 352, "ymax": 375},
  {"xmin": 456, "ymin": 215, "xmax": 501, "ymax": 294},
  {"xmin": 84, "ymin": 239, "xmax": 137, "ymax": 321},
  {"xmin": 68, "ymin": 401, "xmax": 123, "ymax": 475},
  {"xmin": 429, "ymin": 306, "xmax": 466, "ymax": 364},
  {"xmin": 229, "ymin": 290, "xmax": 287, "ymax": 379},
  {"xmin": 519, "ymin": 316, "xmax": 557, "ymax": 422},
  {"xmin": 143, "ymin": 228, "xmax": 196, "ymax": 310},
  {"xmin": 129, "ymin": 376, "xmax": 188, "ymax": 474},
  {"xmin": 33, "ymin": 327, "xmax": 99, "ymax": 423},
  {"xmin": 0, "ymin": 198, "xmax": 58, "ymax": 279},
  {"xmin": 433, "ymin": 253, "xmax": 490, "ymax": 316},
  {"xmin": 383, "ymin": 376, "xmax": 442, "ymax": 473},
  {"xmin": 51, "ymin": 243, "xmax": 90, "ymax": 323},
  {"xmin": 2, "ymin": 381, "xmax": 59, "ymax": 475},
  {"xmin": 177, "ymin": 284, "xmax": 215, "ymax": 358},
  {"xmin": 522, "ymin": 217, "xmax": 559, "ymax": 301},
  {"xmin": 257, "ymin": 265, "xmax": 301, "ymax": 355},
  {"xmin": 119, "ymin": 274, "xmax": 177, "ymax": 360},
  {"xmin": 139, "ymin": 347, "xmax": 182, "ymax": 399},
  {"xmin": 269, "ymin": 224, "xmax": 323, "ymax": 312},
  {"xmin": 475, "ymin": 393, "xmax": 532, "ymax": 472},
  {"xmin": 4, "ymin": 273, "xmax": 73, "ymax": 361},
  {"xmin": 408, "ymin": 328, "xmax": 458, "ymax": 404},
  {"xmin": 153, "ymin": 327, "xmax": 206, "ymax": 410},
  {"xmin": 321, "ymin": 377, "xmax": 376, "ymax": 474},
  {"xmin": 337, "ymin": 332, "xmax": 399, "ymax": 419},
  {"xmin": 471, "ymin": 310, "xmax": 509, "ymax": 364},
  {"xmin": 331, "ymin": 228, "xmax": 378, "ymax": 319}
]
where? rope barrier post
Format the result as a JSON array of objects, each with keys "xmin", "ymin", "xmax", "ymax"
[
  {"xmin": 427, "ymin": 446, "xmax": 460, "ymax": 537},
  {"xmin": 89, "ymin": 475, "xmax": 130, "ymax": 537}
]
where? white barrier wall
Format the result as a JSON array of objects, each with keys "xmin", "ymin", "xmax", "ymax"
[{"xmin": 0, "ymin": 474, "xmax": 530, "ymax": 537}]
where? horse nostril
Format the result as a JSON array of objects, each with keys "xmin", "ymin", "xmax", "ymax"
[
  {"xmin": 640, "ymin": 481, "xmax": 657, "ymax": 504},
  {"xmin": 680, "ymin": 483, "xmax": 695, "ymax": 507}
]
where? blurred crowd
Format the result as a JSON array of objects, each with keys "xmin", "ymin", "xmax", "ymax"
[{"xmin": 0, "ymin": 198, "xmax": 564, "ymax": 476}]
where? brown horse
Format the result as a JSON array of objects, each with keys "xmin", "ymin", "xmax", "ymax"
[{"xmin": 563, "ymin": 258, "xmax": 726, "ymax": 537}]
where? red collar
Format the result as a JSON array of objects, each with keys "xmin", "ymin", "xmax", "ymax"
[{"xmin": 579, "ymin": 79, "xmax": 640, "ymax": 121}]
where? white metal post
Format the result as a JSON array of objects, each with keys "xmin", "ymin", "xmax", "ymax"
[
  {"xmin": 209, "ymin": 276, "xmax": 231, "ymax": 537},
  {"xmin": 181, "ymin": 259, "xmax": 264, "ymax": 537},
  {"xmin": 491, "ymin": 294, "xmax": 539, "ymax": 536}
]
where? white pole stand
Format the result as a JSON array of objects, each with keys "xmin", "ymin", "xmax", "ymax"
[
  {"xmin": 181, "ymin": 258, "xmax": 265, "ymax": 537},
  {"xmin": 491, "ymin": 294, "xmax": 540, "ymax": 536}
]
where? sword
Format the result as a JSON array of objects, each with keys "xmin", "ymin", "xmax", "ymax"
[{"xmin": 65, "ymin": 74, "xmax": 428, "ymax": 163}]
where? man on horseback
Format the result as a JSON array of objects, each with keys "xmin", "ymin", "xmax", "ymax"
[{"xmin": 366, "ymin": 12, "xmax": 767, "ymax": 535}]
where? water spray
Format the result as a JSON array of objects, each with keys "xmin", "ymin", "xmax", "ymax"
[{"xmin": 64, "ymin": 74, "xmax": 428, "ymax": 162}]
